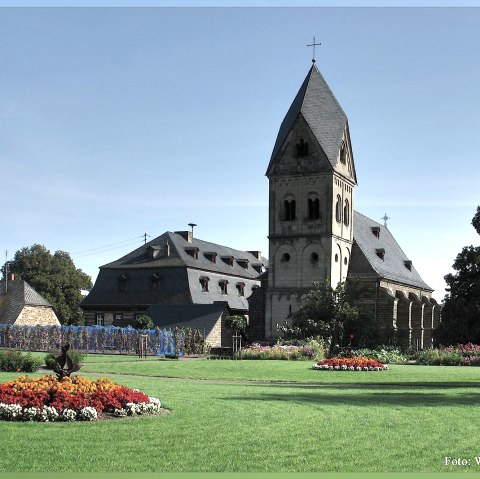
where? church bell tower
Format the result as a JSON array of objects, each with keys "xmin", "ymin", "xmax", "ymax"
[{"xmin": 265, "ymin": 64, "xmax": 357, "ymax": 338}]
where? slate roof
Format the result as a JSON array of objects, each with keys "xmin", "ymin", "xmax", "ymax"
[
  {"xmin": 0, "ymin": 280, "xmax": 53, "ymax": 324},
  {"xmin": 146, "ymin": 303, "xmax": 227, "ymax": 334},
  {"xmin": 81, "ymin": 232, "xmax": 266, "ymax": 310},
  {"xmin": 267, "ymin": 64, "xmax": 347, "ymax": 174},
  {"xmin": 100, "ymin": 231, "xmax": 267, "ymax": 279},
  {"xmin": 350, "ymin": 212, "xmax": 433, "ymax": 291}
]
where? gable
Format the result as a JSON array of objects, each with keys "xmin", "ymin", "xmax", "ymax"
[{"xmin": 267, "ymin": 64, "xmax": 348, "ymax": 177}]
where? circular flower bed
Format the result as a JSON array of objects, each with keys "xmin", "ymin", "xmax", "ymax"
[
  {"xmin": 313, "ymin": 356, "xmax": 389, "ymax": 371},
  {"xmin": 0, "ymin": 375, "xmax": 164, "ymax": 422}
]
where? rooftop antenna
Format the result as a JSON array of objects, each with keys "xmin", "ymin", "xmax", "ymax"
[
  {"xmin": 382, "ymin": 213, "xmax": 390, "ymax": 228},
  {"xmin": 307, "ymin": 35, "xmax": 321, "ymax": 63},
  {"xmin": 188, "ymin": 223, "xmax": 197, "ymax": 239}
]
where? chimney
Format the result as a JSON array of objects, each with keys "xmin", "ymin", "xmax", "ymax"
[
  {"xmin": 164, "ymin": 241, "xmax": 171, "ymax": 257},
  {"xmin": 174, "ymin": 231, "xmax": 193, "ymax": 243},
  {"xmin": 8, "ymin": 273, "xmax": 14, "ymax": 282}
]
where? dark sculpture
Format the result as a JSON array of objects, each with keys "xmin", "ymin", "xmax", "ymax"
[{"xmin": 53, "ymin": 343, "xmax": 81, "ymax": 379}]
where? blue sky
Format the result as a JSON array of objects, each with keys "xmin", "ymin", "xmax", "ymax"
[{"xmin": 1, "ymin": 6, "xmax": 479, "ymax": 300}]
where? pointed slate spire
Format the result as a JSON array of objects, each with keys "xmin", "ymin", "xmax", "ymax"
[{"xmin": 267, "ymin": 64, "xmax": 348, "ymax": 175}]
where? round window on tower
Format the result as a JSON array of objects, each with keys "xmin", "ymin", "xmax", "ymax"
[
  {"xmin": 282, "ymin": 253, "xmax": 291, "ymax": 263},
  {"xmin": 311, "ymin": 252, "xmax": 319, "ymax": 263}
]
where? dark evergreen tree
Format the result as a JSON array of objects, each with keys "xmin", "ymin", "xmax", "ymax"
[
  {"xmin": 434, "ymin": 206, "xmax": 480, "ymax": 345},
  {"xmin": 5, "ymin": 244, "xmax": 92, "ymax": 325}
]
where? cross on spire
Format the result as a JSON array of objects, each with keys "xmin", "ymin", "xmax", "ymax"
[
  {"xmin": 382, "ymin": 213, "xmax": 390, "ymax": 228},
  {"xmin": 307, "ymin": 35, "xmax": 321, "ymax": 63}
]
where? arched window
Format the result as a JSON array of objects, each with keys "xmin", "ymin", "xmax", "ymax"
[
  {"xmin": 296, "ymin": 138, "xmax": 309, "ymax": 157},
  {"xmin": 340, "ymin": 141, "xmax": 347, "ymax": 164},
  {"xmin": 307, "ymin": 197, "xmax": 320, "ymax": 220},
  {"xmin": 284, "ymin": 199, "xmax": 296, "ymax": 221},
  {"xmin": 343, "ymin": 199, "xmax": 350, "ymax": 226},
  {"xmin": 335, "ymin": 195, "xmax": 342, "ymax": 223}
]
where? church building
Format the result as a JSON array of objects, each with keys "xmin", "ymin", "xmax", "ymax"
[
  {"xmin": 82, "ymin": 62, "xmax": 440, "ymax": 350},
  {"xmin": 264, "ymin": 63, "xmax": 440, "ymax": 349}
]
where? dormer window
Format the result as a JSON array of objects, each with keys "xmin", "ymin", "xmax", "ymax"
[
  {"xmin": 204, "ymin": 252, "xmax": 217, "ymax": 263},
  {"xmin": 199, "ymin": 276, "xmax": 209, "ymax": 292},
  {"xmin": 185, "ymin": 247, "xmax": 199, "ymax": 260},
  {"xmin": 150, "ymin": 274, "xmax": 160, "ymax": 291},
  {"xmin": 236, "ymin": 282, "xmax": 245, "ymax": 296},
  {"xmin": 252, "ymin": 263, "xmax": 264, "ymax": 274},
  {"xmin": 376, "ymin": 248, "xmax": 385, "ymax": 261},
  {"xmin": 221, "ymin": 256, "xmax": 234, "ymax": 266},
  {"xmin": 145, "ymin": 245, "xmax": 161, "ymax": 259},
  {"xmin": 237, "ymin": 259, "xmax": 249, "ymax": 269},
  {"xmin": 371, "ymin": 227, "xmax": 380, "ymax": 239},
  {"xmin": 404, "ymin": 260, "xmax": 412, "ymax": 271},
  {"xmin": 296, "ymin": 138, "xmax": 309, "ymax": 157},
  {"xmin": 118, "ymin": 274, "xmax": 129, "ymax": 292},
  {"xmin": 219, "ymin": 280, "xmax": 228, "ymax": 294}
]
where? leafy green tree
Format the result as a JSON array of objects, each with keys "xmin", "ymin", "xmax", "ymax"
[
  {"xmin": 134, "ymin": 315, "xmax": 154, "ymax": 330},
  {"xmin": 5, "ymin": 244, "xmax": 92, "ymax": 325},
  {"xmin": 434, "ymin": 206, "xmax": 480, "ymax": 345},
  {"xmin": 226, "ymin": 314, "xmax": 249, "ymax": 343},
  {"xmin": 278, "ymin": 279, "xmax": 377, "ymax": 354}
]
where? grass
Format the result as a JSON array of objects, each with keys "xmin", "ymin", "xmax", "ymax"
[{"xmin": 1, "ymin": 357, "xmax": 480, "ymax": 472}]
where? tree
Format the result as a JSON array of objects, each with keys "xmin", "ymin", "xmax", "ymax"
[
  {"xmin": 134, "ymin": 315, "xmax": 154, "ymax": 330},
  {"xmin": 434, "ymin": 206, "xmax": 480, "ymax": 345},
  {"xmin": 278, "ymin": 279, "xmax": 376, "ymax": 354},
  {"xmin": 5, "ymin": 244, "xmax": 92, "ymax": 325},
  {"xmin": 225, "ymin": 314, "xmax": 249, "ymax": 343}
]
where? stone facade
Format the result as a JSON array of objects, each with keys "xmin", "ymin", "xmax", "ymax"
[{"xmin": 14, "ymin": 305, "xmax": 59, "ymax": 326}]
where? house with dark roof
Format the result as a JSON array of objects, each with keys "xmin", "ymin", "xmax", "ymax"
[
  {"xmin": 0, "ymin": 275, "xmax": 60, "ymax": 326},
  {"xmin": 81, "ymin": 230, "xmax": 267, "ymax": 347},
  {"xmin": 265, "ymin": 63, "xmax": 440, "ymax": 349}
]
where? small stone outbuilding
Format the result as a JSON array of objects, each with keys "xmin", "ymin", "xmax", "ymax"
[{"xmin": 0, "ymin": 276, "xmax": 60, "ymax": 326}]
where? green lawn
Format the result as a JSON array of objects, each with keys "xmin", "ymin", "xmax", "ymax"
[{"xmin": 1, "ymin": 357, "xmax": 480, "ymax": 472}]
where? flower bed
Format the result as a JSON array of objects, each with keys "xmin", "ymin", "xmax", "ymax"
[
  {"xmin": 313, "ymin": 356, "xmax": 388, "ymax": 371},
  {"xmin": 241, "ymin": 343, "xmax": 316, "ymax": 360},
  {"xmin": 0, "ymin": 375, "xmax": 163, "ymax": 422}
]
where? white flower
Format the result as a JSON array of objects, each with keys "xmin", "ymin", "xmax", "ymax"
[
  {"xmin": 341, "ymin": 365, "xmax": 348, "ymax": 370},
  {"xmin": 78, "ymin": 407, "xmax": 98, "ymax": 421},
  {"xmin": 363, "ymin": 366, "xmax": 369, "ymax": 371},
  {"xmin": 349, "ymin": 366, "xmax": 355, "ymax": 371},
  {"xmin": 334, "ymin": 365, "xmax": 340, "ymax": 370},
  {"xmin": 60, "ymin": 409, "xmax": 77, "ymax": 422},
  {"xmin": 383, "ymin": 365, "xmax": 389, "ymax": 370},
  {"xmin": 113, "ymin": 408, "xmax": 127, "ymax": 417},
  {"xmin": 355, "ymin": 366, "xmax": 362, "ymax": 371}
]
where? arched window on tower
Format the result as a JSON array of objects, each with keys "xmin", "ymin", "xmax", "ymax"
[
  {"xmin": 284, "ymin": 199, "xmax": 296, "ymax": 221},
  {"xmin": 296, "ymin": 138, "xmax": 309, "ymax": 157},
  {"xmin": 340, "ymin": 141, "xmax": 347, "ymax": 164},
  {"xmin": 335, "ymin": 195, "xmax": 342, "ymax": 223},
  {"xmin": 343, "ymin": 199, "xmax": 350, "ymax": 226},
  {"xmin": 307, "ymin": 197, "xmax": 320, "ymax": 220}
]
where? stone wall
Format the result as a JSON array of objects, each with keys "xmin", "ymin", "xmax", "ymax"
[{"xmin": 14, "ymin": 306, "xmax": 60, "ymax": 326}]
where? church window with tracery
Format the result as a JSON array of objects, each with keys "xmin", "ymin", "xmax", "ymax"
[
  {"xmin": 284, "ymin": 199, "xmax": 296, "ymax": 221},
  {"xmin": 335, "ymin": 195, "xmax": 342, "ymax": 223},
  {"xmin": 296, "ymin": 138, "xmax": 309, "ymax": 157}
]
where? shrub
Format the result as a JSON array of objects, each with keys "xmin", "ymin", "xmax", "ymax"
[
  {"xmin": 44, "ymin": 350, "xmax": 86, "ymax": 370},
  {"xmin": 0, "ymin": 350, "xmax": 42, "ymax": 372},
  {"xmin": 415, "ymin": 349, "xmax": 464, "ymax": 366},
  {"xmin": 241, "ymin": 343, "xmax": 316, "ymax": 360},
  {"xmin": 352, "ymin": 347, "xmax": 408, "ymax": 364}
]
